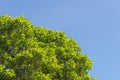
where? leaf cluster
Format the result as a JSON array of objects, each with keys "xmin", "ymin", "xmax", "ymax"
[{"xmin": 0, "ymin": 15, "xmax": 96, "ymax": 80}]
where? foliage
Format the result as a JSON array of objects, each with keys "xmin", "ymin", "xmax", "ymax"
[{"xmin": 0, "ymin": 15, "xmax": 96, "ymax": 80}]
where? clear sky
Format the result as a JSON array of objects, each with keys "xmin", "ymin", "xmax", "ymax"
[{"xmin": 0, "ymin": 0, "xmax": 120, "ymax": 80}]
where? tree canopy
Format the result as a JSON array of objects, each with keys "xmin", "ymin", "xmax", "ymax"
[{"xmin": 0, "ymin": 15, "xmax": 96, "ymax": 80}]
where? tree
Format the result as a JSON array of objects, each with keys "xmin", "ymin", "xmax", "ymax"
[{"xmin": 0, "ymin": 15, "xmax": 96, "ymax": 80}]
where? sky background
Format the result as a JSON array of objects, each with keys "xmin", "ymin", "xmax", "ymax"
[{"xmin": 0, "ymin": 0, "xmax": 120, "ymax": 80}]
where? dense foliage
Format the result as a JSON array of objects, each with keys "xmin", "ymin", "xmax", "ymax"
[{"xmin": 0, "ymin": 15, "xmax": 96, "ymax": 80}]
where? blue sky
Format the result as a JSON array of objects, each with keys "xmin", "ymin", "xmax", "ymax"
[{"xmin": 0, "ymin": 0, "xmax": 120, "ymax": 80}]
